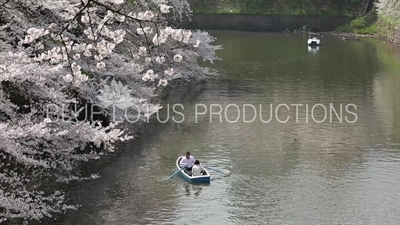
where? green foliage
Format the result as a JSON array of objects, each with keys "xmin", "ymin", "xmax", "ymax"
[
  {"xmin": 350, "ymin": 0, "xmax": 362, "ymax": 4},
  {"xmin": 351, "ymin": 17, "xmax": 368, "ymax": 29},
  {"xmin": 337, "ymin": 6, "xmax": 400, "ymax": 39}
]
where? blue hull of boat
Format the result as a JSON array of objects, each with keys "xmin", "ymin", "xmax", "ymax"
[
  {"xmin": 176, "ymin": 157, "xmax": 211, "ymax": 183},
  {"xmin": 177, "ymin": 170, "xmax": 211, "ymax": 183}
]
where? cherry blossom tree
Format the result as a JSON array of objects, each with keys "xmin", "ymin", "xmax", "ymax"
[
  {"xmin": 376, "ymin": 0, "xmax": 400, "ymax": 23},
  {"xmin": 0, "ymin": 0, "xmax": 221, "ymax": 222}
]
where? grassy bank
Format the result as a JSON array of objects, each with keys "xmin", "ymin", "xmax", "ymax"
[
  {"xmin": 336, "ymin": 10, "xmax": 400, "ymax": 43},
  {"xmin": 188, "ymin": 0, "xmax": 368, "ymax": 16},
  {"xmin": 337, "ymin": 11, "xmax": 379, "ymax": 34}
]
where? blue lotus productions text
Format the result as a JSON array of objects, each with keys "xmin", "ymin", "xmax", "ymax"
[{"xmin": 154, "ymin": 103, "xmax": 358, "ymax": 124}]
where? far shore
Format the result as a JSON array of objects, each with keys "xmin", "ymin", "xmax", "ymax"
[{"xmin": 177, "ymin": 13, "xmax": 399, "ymax": 45}]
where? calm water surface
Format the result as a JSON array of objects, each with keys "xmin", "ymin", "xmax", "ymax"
[{"xmin": 58, "ymin": 31, "xmax": 400, "ymax": 225}]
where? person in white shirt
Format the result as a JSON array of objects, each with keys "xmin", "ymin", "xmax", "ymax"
[
  {"xmin": 180, "ymin": 151, "xmax": 195, "ymax": 175},
  {"xmin": 191, "ymin": 160, "xmax": 206, "ymax": 177}
]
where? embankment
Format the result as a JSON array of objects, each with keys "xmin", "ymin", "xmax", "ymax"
[
  {"xmin": 179, "ymin": 14, "xmax": 352, "ymax": 32},
  {"xmin": 187, "ymin": 0, "xmax": 367, "ymax": 16}
]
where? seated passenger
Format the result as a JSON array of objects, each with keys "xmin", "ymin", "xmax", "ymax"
[{"xmin": 191, "ymin": 160, "xmax": 206, "ymax": 177}]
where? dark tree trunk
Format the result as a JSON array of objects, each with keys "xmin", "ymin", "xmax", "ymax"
[{"xmin": 365, "ymin": 0, "xmax": 375, "ymax": 14}]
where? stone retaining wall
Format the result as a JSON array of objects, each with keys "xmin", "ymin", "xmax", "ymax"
[{"xmin": 178, "ymin": 14, "xmax": 352, "ymax": 32}]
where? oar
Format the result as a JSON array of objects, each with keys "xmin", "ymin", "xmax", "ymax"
[
  {"xmin": 204, "ymin": 166, "xmax": 232, "ymax": 176},
  {"xmin": 167, "ymin": 165, "xmax": 186, "ymax": 179}
]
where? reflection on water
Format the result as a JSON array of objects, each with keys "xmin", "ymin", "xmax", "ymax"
[
  {"xmin": 183, "ymin": 183, "xmax": 204, "ymax": 196},
  {"xmin": 55, "ymin": 32, "xmax": 400, "ymax": 225},
  {"xmin": 308, "ymin": 45, "xmax": 320, "ymax": 53}
]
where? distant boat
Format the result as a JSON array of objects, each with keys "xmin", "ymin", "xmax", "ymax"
[
  {"xmin": 308, "ymin": 32, "xmax": 321, "ymax": 46},
  {"xmin": 176, "ymin": 157, "xmax": 211, "ymax": 183}
]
